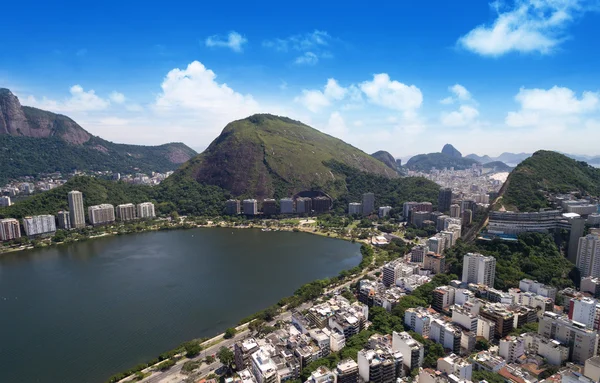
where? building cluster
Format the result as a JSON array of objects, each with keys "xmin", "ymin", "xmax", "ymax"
[
  {"xmin": 226, "ymin": 195, "xmax": 333, "ymax": 216},
  {"xmin": 0, "ymin": 190, "xmax": 156, "ymax": 242},
  {"xmin": 1, "ymin": 178, "xmax": 66, "ymax": 198},
  {"xmin": 115, "ymin": 171, "xmax": 174, "ymax": 185},
  {"xmin": 348, "ymin": 193, "xmax": 388, "ymax": 217}
]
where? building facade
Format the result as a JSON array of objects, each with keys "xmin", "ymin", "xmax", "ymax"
[
  {"xmin": 362, "ymin": 193, "xmax": 375, "ymax": 216},
  {"xmin": 577, "ymin": 234, "xmax": 600, "ymax": 278},
  {"xmin": 68, "ymin": 190, "xmax": 85, "ymax": 229},
  {"xmin": 57, "ymin": 210, "xmax": 71, "ymax": 230},
  {"xmin": 22, "ymin": 215, "xmax": 56, "ymax": 238},
  {"xmin": 243, "ymin": 199, "xmax": 258, "ymax": 216},
  {"xmin": 137, "ymin": 202, "xmax": 156, "ymax": 219},
  {"xmin": 462, "ymin": 253, "xmax": 496, "ymax": 287},
  {"xmin": 116, "ymin": 203, "xmax": 136, "ymax": 221},
  {"xmin": 226, "ymin": 199, "xmax": 241, "ymax": 215},
  {"xmin": 0, "ymin": 218, "xmax": 21, "ymax": 241},
  {"xmin": 88, "ymin": 204, "xmax": 116, "ymax": 225}
]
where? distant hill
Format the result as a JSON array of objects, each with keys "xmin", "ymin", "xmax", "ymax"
[
  {"xmin": 482, "ymin": 161, "xmax": 513, "ymax": 172},
  {"xmin": 371, "ymin": 150, "xmax": 399, "ymax": 171},
  {"xmin": 405, "ymin": 152, "xmax": 477, "ymax": 171},
  {"xmin": 0, "ymin": 88, "xmax": 196, "ymax": 182},
  {"xmin": 174, "ymin": 114, "xmax": 398, "ymax": 199},
  {"xmin": 441, "ymin": 144, "xmax": 462, "ymax": 158},
  {"xmin": 465, "ymin": 153, "xmax": 493, "ymax": 163},
  {"xmin": 501, "ymin": 150, "xmax": 600, "ymax": 211}
]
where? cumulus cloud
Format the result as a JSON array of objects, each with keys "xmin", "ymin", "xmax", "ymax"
[
  {"xmin": 458, "ymin": 0, "xmax": 599, "ymax": 56},
  {"xmin": 441, "ymin": 105, "xmax": 480, "ymax": 127},
  {"xmin": 205, "ymin": 31, "xmax": 248, "ymax": 52},
  {"xmin": 25, "ymin": 85, "xmax": 110, "ymax": 112},
  {"xmin": 359, "ymin": 74, "xmax": 423, "ymax": 112},
  {"xmin": 295, "ymin": 78, "xmax": 349, "ymax": 112},
  {"xmin": 506, "ymin": 86, "xmax": 600, "ymax": 127},
  {"xmin": 109, "ymin": 92, "xmax": 126, "ymax": 104}
]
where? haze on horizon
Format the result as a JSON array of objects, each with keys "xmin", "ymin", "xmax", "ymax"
[{"xmin": 1, "ymin": 0, "xmax": 600, "ymax": 158}]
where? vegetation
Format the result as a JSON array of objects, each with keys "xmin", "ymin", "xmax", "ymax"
[
  {"xmin": 502, "ymin": 150, "xmax": 600, "ymax": 211},
  {"xmin": 223, "ymin": 327, "xmax": 237, "ymax": 339},
  {"xmin": 370, "ymin": 151, "xmax": 400, "ymax": 171},
  {"xmin": 444, "ymin": 233, "xmax": 577, "ymax": 290},
  {"xmin": 183, "ymin": 341, "xmax": 202, "ymax": 358},
  {"xmin": 472, "ymin": 370, "xmax": 505, "ymax": 383},
  {"xmin": 156, "ymin": 359, "xmax": 176, "ymax": 371},
  {"xmin": 176, "ymin": 114, "xmax": 398, "ymax": 200},
  {"xmin": 404, "ymin": 152, "xmax": 477, "ymax": 171},
  {"xmin": 217, "ymin": 346, "xmax": 235, "ymax": 372},
  {"xmin": 182, "ymin": 360, "xmax": 201, "ymax": 373}
]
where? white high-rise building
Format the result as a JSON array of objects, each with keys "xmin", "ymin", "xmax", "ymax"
[
  {"xmin": 577, "ymin": 234, "xmax": 600, "ymax": 278},
  {"xmin": 116, "ymin": 203, "xmax": 136, "ymax": 221},
  {"xmin": 378, "ymin": 206, "xmax": 392, "ymax": 218},
  {"xmin": 57, "ymin": 211, "xmax": 71, "ymax": 230},
  {"xmin": 22, "ymin": 215, "xmax": 56, "ymax": 238},
  {"xmin": 392, "ymin": 331, "xmax": 424, "ymax": 371},
  {"xmin": 462, "ymin": 252, "xmax": 496, "ymax": 287},
  {"xmin": 499, "ymin": 336, "xmax": 525, "ymax": 363},
  {"xmin": 0, "ymin": 218, "xmax": 21, "ymax": 241},
  {"xmin": 0, "ymin": 196, "xmax": 11, "ymax": 207},
  {"xmin": 68, "ymin": 190, "xmax": 85, "ymax": 229},
  {"xmin": 136, "ymin": 202, "xmax": 156, "ymax": 219},
  {"xmin": 88, "ymin": 204, "xmax": 115, "ymax": 225},
  {"xmin": 243, "ymin": 199, "xmax": 258, "ymax": 216},
  {"xmin": 348, "ymin": 203, "xmax": 362, "ymax": 215},
  {"xmin": 569, "ymin": 297, "xmax": 600, "ymax": 330}
]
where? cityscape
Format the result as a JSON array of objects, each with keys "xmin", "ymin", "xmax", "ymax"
[{"xmin": 3, "ymin": 1, "xmax": 600, "ymax": 383}]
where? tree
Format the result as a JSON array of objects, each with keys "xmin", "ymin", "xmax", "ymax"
[
  {"xmin": 183, "ymin": 341, "xmax": 202, "ymax": 358},
  {"xmin": 423, "ymin": 343, "xmax": 444, "ymax": 368},
  {"xmin": 205, "ymin": 355, "xmax": 216, "ymax": 364},
  {"xmin": 217, "ymin": 346, "xmax": 235, "ymax": 373},
  {"xmin": 249, "ymin": 319, "xmax": 266, "ymax": 334},
  {"xmin": 475, "ymin": 339, "xmax": 490, "ymax": 351},
  {"xmin": 224, "ymin": 327, "xmax": 237, "ymax": 339},
  {"xmin": 472, "ymin": 370, "xmax": 505, "ymax": 383}
]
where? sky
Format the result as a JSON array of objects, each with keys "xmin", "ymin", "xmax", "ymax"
[{"xmin": 1, "ymin": 0, "xmax": 600, "ymax": 158}]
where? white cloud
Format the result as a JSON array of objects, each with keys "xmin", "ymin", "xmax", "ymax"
[
  {"xmin": 359, "ymin": 73, "xmax": 423, "ymax": 111},
  {"xmin": 458, "ymin": 0, "xmax": 599, "ymax": 56},
  {"xmin": 450, "ymin": 84, "xmax": 471, "ymax": 101},
  {"xmin": 295, "ymin": 89, "xmax": 331, "ymax": 113},
  {"xmin": 324, "ymin": 111, "xmax": 348, "ymax": 137},
  {"xmin": 205, "ymin": 31, "xmax": 248, "ymax": 52},
  {"xmin": 263, "ymin": 30, "xmax": 331, "ymax": 52},
  {"xmin": 440, "ymin": 97, "xmax": 454, "ymax": 105},
  {"xmin": 441, "ymin": 105, "xmax": 480, "ymax": 127},
  {"xmin": 109, "ymin": 91, "xmax": 126, "ymax": 104},
  {"xmin": 324, "ymin": 79, "xmax": 347, "ymax": 100},
  {"xmin": 506, "ymin": 85, "xmax": 599, "ymax": 127},
  {"xmin": 25, "ymin": 85, "xmax": 110, "ymax": 112},
  {"xmin": 294, "ymin": 52, "xmax": 319, "ymax": 65}
]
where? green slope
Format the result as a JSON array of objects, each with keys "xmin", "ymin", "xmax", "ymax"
[
  {"xmin": 371, "ymin": 150, "xmax": 399, "ymax": 171},
  {"xmin": 178, "ymin": 114, "xmax": 398, "ymax": 199},
  {"xmin": 0, "ymin": 135, "xmax": 196, "ymax": 184},
  {"xmin": 502, "ymin": 150, "xmax": 600, "ymax": 211},
  {"xmin": 405, "ymin": 152, "xmax": 477, "ymax": 171}
]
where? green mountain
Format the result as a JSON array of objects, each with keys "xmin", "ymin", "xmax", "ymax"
[
  {"xmin": 482, "ymin": 161, "xmax": 513, "ymax": 172},
  {"xmin": 441, "ymin": 144, "xmax": 462, "ymax": 158},
  {"xmin": 0, "ymin": 88, "xmax": 196, "ymax": 182},
  {"xmin": 371, "ymin": 150, "xmax": 399, "ymax": 171},
  {"xmin": 405, "ymin": 152, "xmax": 477, "ymax": 171},
  {"xmin": 501, "ymin": 150, "xmax": 600, "ymax": 212},
  {"xmin": 176, "ymin": 114, "xmax": 398, "ymax": 199}
]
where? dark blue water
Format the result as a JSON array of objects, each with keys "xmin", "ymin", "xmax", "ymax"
[{"xmin": 0, "ymin": 228, "xmax": 360, "ymax": 383}]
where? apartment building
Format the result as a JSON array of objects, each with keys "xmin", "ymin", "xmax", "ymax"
[
  {"xmin": 0, "ymin": 218, "xmax": 21, "ymax": 241},
  {"xmin": 136, "ymin": 202, "xmax": 156, "ymax": 219},
  {"xmin": 68, "ymin": 190, "xmax": 85, "ymax": 229},
  {"xmin": 22, "ymin": 215, "xmax": 56, "ymax": 238},
  {"xmin": 116, "ymin": 203, "xmax": 136, "ymax": 221},
  {"xmin": 88, "ymin": 204, "xmax": 115, "ymax": 225},
  {"xmin": 538, "ymin": 311, "xmax": 600, "ymax": 364},
  {"xmin": 392, "ymin": 331, "xmax": 424, "ymax": 371},
  {"xmin": 462, "ymin": 253, "xmax": 496, "ymax": 287}
]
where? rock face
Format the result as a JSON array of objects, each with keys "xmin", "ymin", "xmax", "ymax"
[
  {"xmin": 0, "ymin": 89, "xmax": 91, "ymax": 144},
  {"xmin": 371, "ymin": 150, "xmax": 399, "ymax": 171},
  {"xmin": 176, "ymin": 114, "xmax": 397, "ymax": 199},
  {"xmin": 441, "ymin": 144, "xmax": 462, "ymax": 158}
]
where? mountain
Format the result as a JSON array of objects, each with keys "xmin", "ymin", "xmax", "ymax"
[
  {"xmin": 501, "ymin": 150, "xmax": 600, "ymax": 212},
  {"xmin": 496, "ymin": 152, "xmax": 532, "ymax": 165},
  {"xmin": 371, "ymin": 150, "xmax": 399, "ymax": 171},
  {"xmin": 174, "ymin": 114, "xmax": 398, "ymax": 199},
  {"xmin": 465, "ymin": 153, "xmax": 493, "ymax": 163},
  {"xmin": 0, "ymin": 88, "xmax": 196, "ymax": 182},
  {"xmin": 482, "ymin": 161, "xmax": 513, "ymax": 172},
  {"xmin": 441, "ymin": 144, "xmax": 462, "ymax": 158},
  {"xmin": 405, "ymin": 152, "xmax": 477, "ymax": 171}
]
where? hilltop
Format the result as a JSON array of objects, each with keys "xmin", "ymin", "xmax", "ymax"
[
  {"xmin": 482, "ymin": 161, "xmax": 513, "ymax": 172},
  {"xmin": 501, "ymin": 150, "xmax": 600, "ymax": 211},
  {"xmin": 441, "ymin": 144, "xmax": 462, "ymax": 158},
  {"xmin": 175, "ymin": 114, "xmax": 398, "ymax": 199},
  {"xmin": 405, "ymin": 145, "xmax": 477, "ymax": 171},
  {"xmin": 371, "ymin": 150, "xmax": 399, "ymax": 171},
  {"xmin": 0, "ymin": 88, "xmax": 196, "ymax": 182}
]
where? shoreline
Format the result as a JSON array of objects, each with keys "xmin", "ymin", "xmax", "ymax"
[{"xmin": 0, "ymin": 217, "xmax": 364, "ymax": 256}]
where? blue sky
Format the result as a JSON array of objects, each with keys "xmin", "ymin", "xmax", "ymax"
[{"xmin": 1, "ymin": 0, "xmax": 600, "ymax": 157}]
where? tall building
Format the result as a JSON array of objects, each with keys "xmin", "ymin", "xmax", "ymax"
[
  {"xmin": 137, "ymin": 202, "xmax": 156, "ymax": 219},
  {"xmin": 438, "ymin": 188, "xmax": 452, "ymax": 213},
  {"xmin": 538, "ymin": 311, "xmax": 599, "ymax": 364},
  {"xmin": 577, "ymin": 234, "xmax": 600, "ymax": 278},
  {"xmin": 462, "ymin": 252, "xmax": 496, "ymax": 287},
  {"xmin": 424, "ymin": 253, "xmax": 446, "ymax": 275},
  {"xmin": 116, "ymin": 203, "xmax": 136, "ymax": 221},
  {"xmin": 349, "ymin": 203, "xmax": 362, "ymax": 215},
  {"xmin": 462, "ymin": 209, "xmax": 473, "ymax": 226},
  {"xmin": 56, "ymin": 210, "xmax": 71, "ymax": 230},
  {"xmin": 410, "ymin": 245, "xmax": 428, "ymax": 264},
  {"xmin": 88, "ymin": 204, "xmax": 115, "ymax": 225},
  {"xmin": 0, "ymin": 196, "xmax": 11, "ymax": 207},
  {"xmin": 362, "ymin": 193, "xmax": 375, "ymax": 216},
  {"xmin": 427, "ymin": 235, "xmax": 446, "ymax": 255},
  {"xmin": 450, "ymin": 204, "xmax": 461, "ymax": 218},
  {"xmin": 312, "ymin": 196, "xmax": 331, "ymax": 213},
  {"xmin": 568, "ymin": 297, "xmax": 600, "ymax": 330},
  {"xmin": 280, "ymin": 198, "xmax": 294, "ymax": 214},
  {"xmin": 226, "ymin": 199, "xmax": 241, "ymax": 215},
  {"xmin": 68, "ymin": 190, "xmax": 85, "ymax": 229},
  {"xmin": 357, "ymin": 347, "xmax": 402, "ymax": 383},
  {"xmin": 411, "ymin": 211, "xmax": 430, "ymax": 228},
  {"xmin": 336, "ymin": 359, "xmax": 359, "ymax": 383},
  {"xmin": 0, "ymin": 218, "xmax": 21, "ymax": 241},
  {"xmin": 378, "ymin": 206, "xmax": 392, "ymax": 218},
  {"xmin": 262, "ymin": 199, "xmax": 277, "ymax": 216},
  {"xmin": 296, "ymin": 197, "xmax": 312, "ymax": 214},
  {"xmin": 22, "ymin": 215, "xmax": 56, "ymax": 238},
  {"xmin": 243, "ymin": 199, "xmax": 258, "ymax": 216},
  {"xmin": 392, "ymin": 331, "xmax": 424, "ymax": 371}
]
